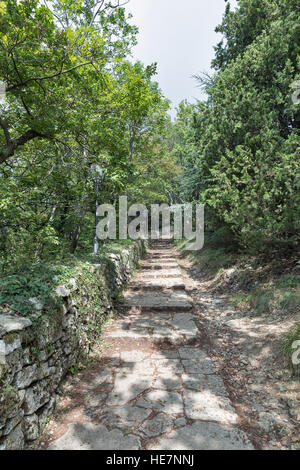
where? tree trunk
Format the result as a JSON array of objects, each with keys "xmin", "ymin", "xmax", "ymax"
[{"xmin": 69, "ymin": 198, "xmax": 89, "ymax": 254}]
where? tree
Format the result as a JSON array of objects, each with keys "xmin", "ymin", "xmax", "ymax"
[
  {"xmin": 0, "ymin": 1, "xmax": 175, "ymax": 272},
  {"xmin": 175, "ymin": 0, "xmax": 300, "ymax": 247},
  {"xmin": 0, "ymin": 0, "xmax": 136, "ymax": 163}
]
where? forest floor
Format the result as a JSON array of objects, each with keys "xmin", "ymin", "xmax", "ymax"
[{"xmin": 37, "ymin": 239, "xmax": 300, "ymax": 450}]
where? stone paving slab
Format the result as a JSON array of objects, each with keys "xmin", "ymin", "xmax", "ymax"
[
  {"xmin": 145, "ymin": 258, "xmax": 177, "ymax": 263},
  {"xmin": 136, "ymin": 390, "xmax": 184, "ymax": 415},
  {"xmin": 169, "ymin": 313, "xmax": 198, "ymax": 337},
  {"xmin": 181, "ymin": 373, "xmax": 229, "ymax": 395},
  {"xmin": 147, "ymin": 422, "xmax": 254, "ymax": 450},
  {"xmin": 141, "ymin": 264, "xmax": 179, "ymax": 271},
  {"xmin": 100, "ymin": 406, "xmax": 152, "ymax": 429},
  {"xmin": 130, "ymin": 277, "xmax": 185, "ymax": 290},
  {"xmin": 123, "ymin": 291, "xmax": 192, "ymax": 311},
  {"xmin": 149, "ymin": 253, "xmax": 174, "ymax": 258},
  {"xmin": 106, "ymin": 312, "xmax": 197, "ymax": 341},
  {"xmin": 106, "ymin": 374, "xmax": 153, "ymax": 406},
  {"xmin": 139, "ymin": 413, "xmax": 174, "ymax": 437},
  {"xmin": 183, "ymin": 389, "xmax": 238, "ymax": 424},
  {"xmin": 139, "ymin": 268, "xmax": 182, "ymax": 278}
]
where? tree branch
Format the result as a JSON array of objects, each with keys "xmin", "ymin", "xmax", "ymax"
[
  {"xmin": 0, "ymin": 129, "xmax": 50, "ymax": 164},
  {"xmin": 6, "ymin": 61, "xmax": 93, "ymax": 92},
  {"xmin": 0, "ymin": 117, "xmax": 11, "ymax": 144}
]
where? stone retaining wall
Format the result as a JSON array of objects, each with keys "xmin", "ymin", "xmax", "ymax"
[{"xmin": 0, "ymin": 241, "xmax": 146, "ymax": 450}]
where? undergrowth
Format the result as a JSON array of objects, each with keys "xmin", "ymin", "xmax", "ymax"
[
  {"xmin": 0, "ymin": 239, "xmax": 137, "ymax": 324},
  {"xmin": 177, "ymin": 228, "xmax": 300, "ymax": 373}
]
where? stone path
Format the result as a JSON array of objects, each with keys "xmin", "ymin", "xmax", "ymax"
[{"xmin": 46, "ymin": 240, "xmax": 254, "ymax": 450}]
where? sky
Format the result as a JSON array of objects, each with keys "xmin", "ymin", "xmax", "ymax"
[{"xmin": 125, "ymin": 0, "xmax": 238, "ymax": 118}]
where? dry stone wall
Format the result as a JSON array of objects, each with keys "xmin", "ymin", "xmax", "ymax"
[{"xmin": 0, "ymin": 241, "xmax": 146, "ymax": 450}]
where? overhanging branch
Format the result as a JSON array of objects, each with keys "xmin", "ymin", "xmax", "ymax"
[
  {"xmin": 7, "ymin": 61, "xmax": 92, "ymax": 92},
  {"xmin": 0, "ymin": 129, "xmax": 50, "ymax": 164}
]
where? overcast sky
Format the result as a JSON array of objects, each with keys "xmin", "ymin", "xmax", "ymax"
[{"xmin": 125, "ymin": 0, "xmax": 238, "ymax": 118}]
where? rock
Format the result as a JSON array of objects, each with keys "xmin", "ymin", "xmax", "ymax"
[
  {"xmin": 101, "ymin": 406, "xmax": 151, "ymax": 429},
  {"xmin": 106, "ymin": 372, "xmax": 152, "ymax": 406},
  {"xmin": 1, "ymin": 423, "xmax": 24, "ymax": 450},
  {"xmin": 175, "ymin": 417, "xmax": 186, "ymax": 427},
  {"xmin": 108, "ymin": 253, "xmax": 119, "ymax": 260},
  {"xmin": 23, "ymin": 347, "xmax": 32, "ymax": 365},
  {"xmin": 18, "ymin": 389, "xmax": 26, "ymax": 406},
  {"xmin": 14, "ymin": 364, "xmax": 38, "ymax": 389},
  {"xmin": 2, "ymin": 411, "xmax": 24, "ymax": 436},
  {"xmin": 0, "ymin": 241, "xmax": 145, "ymax": 449},
  {"xmin": 224, "ymin": 268, "xmax": 238, "ymax": 283},
  {"xmin": 137, "ymin": 390, "xmax": 184, "ymax": 415},
  {"xmin": 24, "ymin": 414, "xmax": 39, "ymax": 441},
  {"xmin": 38, "ymin": 397, "xmax": 56, "ymax": 429},
  {"xmin": 68, "ymin": 278, "xmax": 78, "ymax": 292},
  {"xmin": 23, "ymin": 381, "xmax": 51, "ymax": 415},
  {"xmin": 0, "ymin": 315, "xmax": 32, "ymax": 338},
  {"xmin": 0, "ymin": 336, "xmax": 21, "ymax": 363},
  {"xmin": 55, "ymin": 285, "xmax": 70, "ymax": 298},
  {"xmin": 258, "ymin": 412, "xmax": 275, "ymax": 432},
  {"xmin": 60, "ymin": 303, "xmax": 68, "ymax": 315},
  {"xmin": 28, "ymin": 297, "xmax": 44, "ymax": 311},
  {"xmin": 38, "ymin": 362, "xmax": 56, "ymax": 380}
]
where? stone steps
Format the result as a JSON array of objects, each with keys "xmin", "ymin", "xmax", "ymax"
[
  {"xmin": 124, "ymin": 240, "xmax": 191, "ymax": 311},
  {"xmin": 123, "ymin": 290, "xmax": 192, "ymax": 311},
  {"xmin": 141, "ymin": 263, "xmax": 178, "ymax": 270},
  {"xmin": 47, "ymin": 239, "xmax": 254, "ymax": 451},
  {"xmin": 129, "ymin": 278, "xmax": 185, "ymax": 291}
]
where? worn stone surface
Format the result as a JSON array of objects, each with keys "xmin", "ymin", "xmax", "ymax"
[
  {"xmin": 137, "ymin": 390, "xmax": 184, "ymax": 415},
  {"xmin": 23, "ymin": 380, "xmax": 51, "ymax": 415},
  {"xmin": 181, "ymin": 373, "xmax": 229, "ymax": 395},
  {"xmin": 147, "ymin": 422, "xmax": 254, "ymax": 450},
  {"xmin": 183, "ymin": 389, "xmax": 238, "ymax": 424},
  {"xmin": 2, "ymin": 411, "xmax": 24, "ymax": 436},
  {"xmin": 101, "ymin": 406, "xmax": 152, "ymax": 428},
  {"xmin": 130, "ymin": 277, "xmax": 185, "ymax": 290},
  {"xmin": 106, "ymin": 373, "xmax": 152, "ymax": 405},
  {"xmin": 140, "ymin": 413, "xmax": 174, "ymax": 437},
  {"xmin": 39, "ymin": 240, "xmax": 253, "ymax": 451},
  {"xmin": 49, "ymin": 423, "xmax": 141, "ymax": 450},
  {"xmin": 123, "ymin": 290, "xmax": 192, "ymax": 311},
  {"xmin": 140, "ymin": 268, "xmax": 182, "ymax": 278},
  {"xmin": 0, "ymin": 337, "xmax": 21, "ymax": 360},
  {"xmin": 107, "ymin": 311, "xmax": 197, "ymax": 342}
]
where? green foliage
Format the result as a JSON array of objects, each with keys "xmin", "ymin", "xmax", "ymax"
[
  {"xmin": 0, "ymin": 239, "xmax": 134, "ymax": 323},
  {"xmin": 232, "ymin": 275, "xmax": 300, "ymax": 316},
  {"xmin": 174, "ymin": 0, "xmax": 300, "ymax": 248},
  {"xmin": 0, "ymin": 379, "xmax": 19, "ymax": 422},
  {"xmin": 282, "ymin": 323, "xmax": 300, "ymax": 376},
  {"xmin": 283, "ymin": 324, "xmax": 300, "ymax": 355},
  {"xmin": 0, "ymin": 1, "xmax": 176, "ymax": 274}
]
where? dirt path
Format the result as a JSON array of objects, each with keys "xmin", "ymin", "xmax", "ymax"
[
  {"xmin": 178, "ymin": 254, "xmax": 300, "ymax": 450},
  {"xmin": 38, "ymin": 240, "xmax": 255, "ymax": 450}
]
